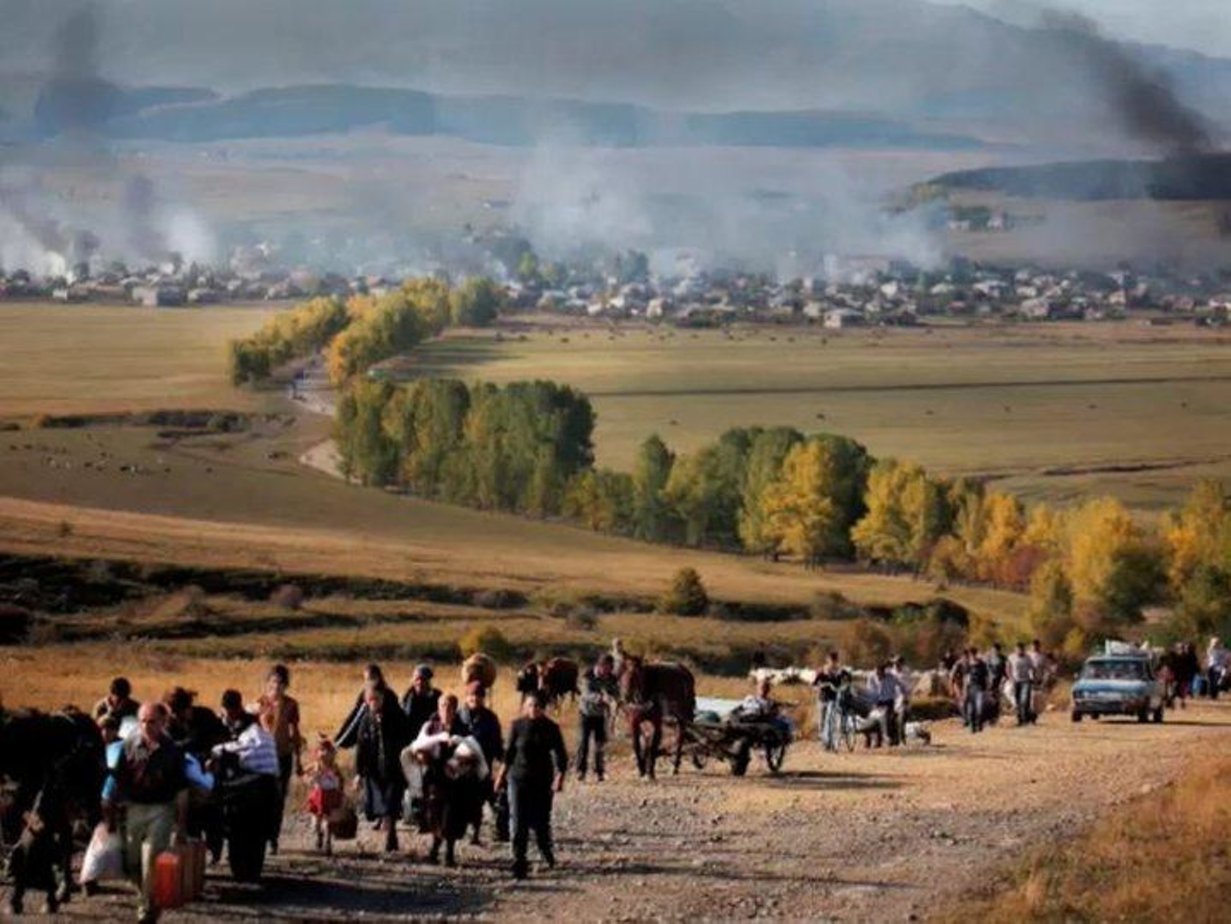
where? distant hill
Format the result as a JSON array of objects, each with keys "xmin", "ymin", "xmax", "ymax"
[
  {"xmin": 72, "ymin": 83, "xmax": 986, "ymax": 150},
  {"xmin": 925, "ymin": 154, "xmax": 1231, "ymax": 200}
]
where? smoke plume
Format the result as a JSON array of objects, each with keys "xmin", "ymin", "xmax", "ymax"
[{"xmin": 1041, "ymin": 11, "xmax": 1212, "ymax": 156}]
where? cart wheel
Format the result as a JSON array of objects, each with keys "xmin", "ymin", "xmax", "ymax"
[
  {"xmin": 764, "ymin": 741, "xmax": 787, "ymax": 773},
  {"xmin": 691, "ymin": 751, "xmax": 708, "ymax": 770}
]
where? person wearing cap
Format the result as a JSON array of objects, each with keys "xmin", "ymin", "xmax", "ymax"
[
  {"xmin": 457, "ymin": 681, "xmax": 505, "ymax": 842},
  {"xmin": 495, "ymin": 690, "xmax": 568, "ymax": 879},
  {"xmin": 94, "ymin": 676, "xmax": 140, "ymax": 723},
  {"xmin": 577, "ymin": 654, "xmax": 618, "ymax": 782},
  {"xmin": 401, "ymin": 664, "xmax": 442, "ymax": 739}
]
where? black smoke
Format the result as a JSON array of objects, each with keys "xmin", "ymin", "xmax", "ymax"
[{"xmin": 1041, "ymin": 11, "xmax": 1212, "ymax": 156}]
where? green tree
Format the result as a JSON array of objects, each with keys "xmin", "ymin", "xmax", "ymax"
[
  {"xmin": 631, "ymin": 434, "xmax": 676, "ymax": 542},
  {"xmin": 738, "ymin": 427, "xmax": 804, "ymax": 555},
  {"xmin": 334, "ymin": 380, "xmax": 398, "ymax": 486},
  {"xmin": 1027, "ymin": 559, "xmax": 1076, "ymax": 649},
  {"xmin": 449, "ymin": 276, "xmax": 504, "ymax": 327},
  {"xmin": 661, "ymin": 567, "xmax": 709, "ymax": 616}
]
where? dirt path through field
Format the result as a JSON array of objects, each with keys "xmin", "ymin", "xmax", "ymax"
[{"xmin": 49, "ymin": 701, "xmax": 1231, "ymax": 922}]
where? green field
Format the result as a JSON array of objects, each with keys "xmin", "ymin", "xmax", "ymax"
[{"xmin": 411, "ymin": 322, "xmax": 1231, "ymax": 509}]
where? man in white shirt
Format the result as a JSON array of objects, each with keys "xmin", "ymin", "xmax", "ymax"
[
  {"xmin": 1007, "ymin": 642, "xmax": 1035, "ymax": 725},
  {"xmin": 1207, "ymin": 637, "xmax": 1229, "ymax": 700},
  {"xmin": 867, "ymin": 663, "xmax": 905, "ymax": 747},
  {"xmin": 211, "ymin": 717, "xmax": 280, "ymax": 778}
]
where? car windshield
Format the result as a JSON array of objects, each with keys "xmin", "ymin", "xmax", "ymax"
[{"xmin": 1081, "ymin": 659, "xmax": 1147, "ymax": 681}]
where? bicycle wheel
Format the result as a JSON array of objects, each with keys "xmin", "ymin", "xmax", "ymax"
[{"xmin": 840, "ymin": 712, "xmax": 857, "ymax": 752}]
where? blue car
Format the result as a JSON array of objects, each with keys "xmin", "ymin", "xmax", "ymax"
[{"xmin": 1071, "ymin": 654, "xmax": 1165, "ymax": 723}]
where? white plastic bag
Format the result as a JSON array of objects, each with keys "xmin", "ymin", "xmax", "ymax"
[{"xmin": 80, "ymin": 822, "xmax": 125, "ymax": 884}]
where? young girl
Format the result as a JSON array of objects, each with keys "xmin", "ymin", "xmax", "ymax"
[{"xmin": 305, "ymin": 737, "xmax": 344, "ymax": 854}]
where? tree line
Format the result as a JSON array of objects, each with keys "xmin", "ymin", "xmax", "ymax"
[
  {"xmin": 228, "ymin": 277, "xmax": 504, "ymax": 387},
  {"xmin": 336, "ymin": 376, "xmax": 1231, "ymax": 655}
]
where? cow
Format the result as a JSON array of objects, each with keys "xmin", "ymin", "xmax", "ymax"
[{"xmin": 618, "ymin": 657, "xmax": 695, "ymax": 779}]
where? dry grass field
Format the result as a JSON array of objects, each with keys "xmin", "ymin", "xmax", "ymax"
[
  {"xmin": 411, "ymin": 320, "xmax": 1231, "ymax": 509},
  {"xmin": 0, "ymin": 302, "xmax": 277, "ymax": 418}
]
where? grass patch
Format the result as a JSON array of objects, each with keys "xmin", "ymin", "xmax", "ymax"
[{"xmin": 935, "ymin": 754, "xmax": 1231, "ymax": 922}]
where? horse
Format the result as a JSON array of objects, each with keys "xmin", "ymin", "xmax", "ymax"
[
  {"xmin": 460, "ymin": 653, "xmax": 498, "ymax": 691},
  {"xmin": 0, "ymin": 707, "xmax": 105, "ymax": 914},
  {"xmin": 618, "ymin": 657, "xmax": 695, "ymax": 779}
]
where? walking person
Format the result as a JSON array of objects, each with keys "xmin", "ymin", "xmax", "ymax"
[
  {"xmin": 401, "ymin": 664, "xmax": 442, "ymax": 738},
  {"xmin": 963, "ymin": 649, "xmax": 991, "ymax": 734},
  {"xmin": 1175, "ymin": 642, "xmax": 1200, "ymax": 709},
  {"xmin": 496, "ymin": 691, "xmax": 567, "ymax": 880},
  {"xmin": 353, "ymin": 686, "xmax": 412, "ymax": 852},
  {"xmin": 457, "ymin": 681, "xmax": 504, "ymax": 843},
  {"xmin": 94, "ymin": 677, "xmax": 141, "ymax": 723},
  {"xmin": 108, "ymin": 702, "xmax": 190, "ymax": 924},
  {"xmin": 866, "ymin": 663, "xmax": 904, "ymax": 746},
  {"xmin": 576, "ymin": 654, "xmax": 618, "ymax": 782},
  {"xmin": 813, "ymin": 650, "xmax": 852, "ymax": 751},
  {"xmin": 335, "ymin": 664, "xmax": 387, "ymax": 747},
  {"xmin": 890, "ymin": 655, "xmax": 912, "ymax": 745},
  {"xmin": 256, "ymin": 664, "xmax": 303, "ymax": 855},
  {"xmin": 1008, "ymin": 642, "xmax": 1035, "ymax": 725},
  {"xmin": 1206, "ymin": 637, "xmax": 1228, "ymax": 700},
  {"xmin": 1027, "ymin": 639, "xmax": 1050, "ymax": 720},
  {"xmin": 410, "ymin": 694, "xmax": 473, "ymax": 866}
]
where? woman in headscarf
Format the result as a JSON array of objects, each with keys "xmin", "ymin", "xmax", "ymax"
[
  {"xmin": 409, "ymin": 693, "xmax": 487, "ymax": 866},
  {"xmin": 353, "ymin": 685, "xmax": 411, "ymax": 852}
]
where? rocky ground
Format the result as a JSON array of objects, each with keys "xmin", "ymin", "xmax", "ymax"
[{"xmin": 40, "ymin": 700, "xmax": 1231, "ymax": 922}]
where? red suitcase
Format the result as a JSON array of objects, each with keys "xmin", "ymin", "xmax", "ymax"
[{"xmin": 151, "ymin": 849, "xmax": 186, "ymax": 910}]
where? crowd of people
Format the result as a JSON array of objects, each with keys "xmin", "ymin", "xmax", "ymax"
[{"xmin": 27, "ymin": 632, "xmax": 1231, "ymax": 921}]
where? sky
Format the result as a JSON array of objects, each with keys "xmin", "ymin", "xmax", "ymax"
[{"xmin": 932, "ymin": 0, "xmax": 1231, "ymax": 58}]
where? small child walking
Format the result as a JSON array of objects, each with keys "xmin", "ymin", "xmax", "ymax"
[{"xmin": 305, "ymin": 738, "xmax": 344, "ymax": 855}]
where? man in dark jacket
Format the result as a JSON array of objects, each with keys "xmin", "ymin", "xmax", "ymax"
[
  {"xmin": 400, "ymin": 665, "xmax": 442, "ymax": 739},
  {"xmin": 110, "ymin": 702, "xmax": 189, "ymax": 924},
  {"xmin": 457, "ymin": 681, "xmax": 504, "ymax": 843},
  {"xmin": 495, "ymin": 691, "xmax": 567, "ymax": 879},
  {"xmin": 355, "ymin": 686, "xmax": 411, "ymax": 852}
]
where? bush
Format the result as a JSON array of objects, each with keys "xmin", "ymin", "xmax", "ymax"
[
  {"xmin": 847, "ymin": 617, "xmax": 894, "ymax": 668},
  {"xmin": 459, "ymin": 624, "xmax": 512, "ymax": 662},
  {"xmin": 0, "ymin": 603, "xmax": 33, "ymax": 644},
  {"xmin": 661, "ymin": 567, "xmax": 709, "ymax": 616},
  {"xmin": 565, "ymin": 607, "xmax": 599, "ymax": 631},
  {"xmin": 810, "ymin": 591, "xmax": 863, "ymax": 621},
  {"xmin": 270, "ymin": 584, "xmax": 305, "ymax": 610}
]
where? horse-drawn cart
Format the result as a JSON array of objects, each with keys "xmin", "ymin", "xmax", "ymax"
[{"xmin": 682, "ymin": 697, "xmax": 792, "ymax": 776}]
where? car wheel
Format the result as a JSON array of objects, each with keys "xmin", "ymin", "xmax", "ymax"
[
  {"xmin": 1091, "ymin": 714, "xmax": 1100, "ymax": 720},
  {"xmin": 1137, "ymin": 707, "xmax": 1149, "ymax": 723},
  {"xmin": 1152, "ymin": 705, "xmax": 1164, "ymax": 723},
  {"xmin": 1071, "ymin": 710, "xmax": 1082, "ymax": 723}
]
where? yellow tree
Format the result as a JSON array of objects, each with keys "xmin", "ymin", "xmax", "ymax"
[
  {"xmin": 851, "ymin": 459, "xmax": 946, "ymax": 567},
  {"xmin": 974, "ymin": 492, "xmax": 1026, "ymax": 582},
  {"xmin": 1163, "ymin": 479, "xmax": 1230, "ymax": 586},
  {"xmin": 760, "ymin": 441, "xmax": 840, "ymax": 567}
]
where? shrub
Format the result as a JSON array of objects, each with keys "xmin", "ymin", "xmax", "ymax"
[
  {"xmin": 565, "ymin": 607, "xmax": 599, "ymax": 631},
  {"xmin": 270, "ymin": 584, "xmax": 305, "ymax": 610},
  {"xmin": 847, "ymin": 617, "xmax": 894, "ymax": 668},
  {"xmin": 810, "ymin": 591, "xmax": 863, "ymax": 621},
  {"xmin": 661, "ymin": 567, "xmax": 709, "ymax": 616},
  {"xmin": 459, "ymin": 624, "xmax": 512, "ymax": 662},
  {"xmin": 0, "ymin": 604, "xmax": 33, "ymax": 644}
]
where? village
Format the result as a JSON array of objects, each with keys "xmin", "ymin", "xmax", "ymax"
[{"xmin": 4, "ymin": 234, "xmax": 1231, "ymax": 331}]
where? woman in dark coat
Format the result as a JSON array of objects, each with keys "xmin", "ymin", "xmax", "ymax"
[
  {"xmin": 335, "ymin": 664, "xmax": 387, "ymax": 748},
  {"xmin": 410, "ymin": 694, "xmax": 484, "ymax": 866},
  {"xmin": 353, "ymin": 685, "xmax": 411, "ymax": 852}
]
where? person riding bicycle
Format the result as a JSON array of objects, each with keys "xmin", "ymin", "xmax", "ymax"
[{"xmin": 813, "ymin": 651, "xmax": 853, "ymax": 751}]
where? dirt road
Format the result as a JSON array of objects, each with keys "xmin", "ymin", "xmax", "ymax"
[{"xmin": 45, "ymin": 701, "xmax": 1231, "ymax": 922}]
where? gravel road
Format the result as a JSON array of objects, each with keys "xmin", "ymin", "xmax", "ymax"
[{"xmin": 44, "ymin": 701, "xmax": 1231, "ymax": 922}]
